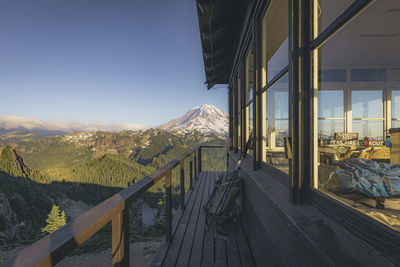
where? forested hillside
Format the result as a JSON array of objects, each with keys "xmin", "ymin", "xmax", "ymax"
[{"xmin": 0, "ymin": 129, "xmax": 227, "ymax": 246}]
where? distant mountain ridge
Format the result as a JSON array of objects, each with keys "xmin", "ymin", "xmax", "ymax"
[
  {"xmin": 0, "ymin": 104, "xmax": 228, "ymax": 138},
  {"xmin": 0, "ymin": 116, "xmax": 148, "ymax": 135},
  {"xmin": 158, "ymin": 104, "xmax": 228, "ymax": 135}
]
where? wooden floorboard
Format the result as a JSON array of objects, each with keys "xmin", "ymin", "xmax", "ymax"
[
  {"xmin": 236, "ymin": 221, "xmax": 256, "ymax": 267},
  {"xmin": 162, "ymin": 172, "xmax": 207, "ymax": 266},
  {"xmin": 150, "ymin": 175, "xmax": 202, "ymax": 267},
  {"xmin": 226, "ymin": 230, "xmax": 241, "ymax": 267},
  {"xmin": 201, "ymin": 171, "xmax": 219, "ymax": 267},
  {"xmin": 175, "ymin": 172, "xmax": 211, "ymax": 267},
  {"xmin": 153, "ymin": 171, "xmax": 255, "ymax": 267},
  {"xmin": 189, "ymin": 171, "xmax": 215, "ymax": 267}
]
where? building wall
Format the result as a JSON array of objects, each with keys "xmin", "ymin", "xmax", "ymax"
[{"xmin": 228, "ymin": 151, "xmax": 397, "ymax": 266}]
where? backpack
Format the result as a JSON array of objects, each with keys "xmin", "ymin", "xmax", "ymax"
[{"xmin": 204, "ymin": 172, "xmax": 242, "ymax": 226}]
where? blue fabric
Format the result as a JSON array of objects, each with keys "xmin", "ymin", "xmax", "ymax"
[{"xmin": 321, "ymin": 158, "xmax": 400, "ymax": 198}]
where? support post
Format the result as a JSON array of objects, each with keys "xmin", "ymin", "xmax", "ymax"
[
  {"xmin": 112, "ymin": 206, "xmax": 129, "ymax": 267},
  {"xmin": 198, "ymin": 147, "xmax": 202, "ymax": 173},
  {"xmin": 194, "ymin": 153, "xmax": 197, "ymax": 179},
  {"xmin": 226, "ymin": 148, "xmax": 229, "ymax": 172},
  {"xmin": 180, "ymin": 160, "xmax": 185, "ymax": 209},
  {"xmin": 190, "ymin": 153, "xmax": 193, "ymax": 189},
  {"xmin": 165, "ymin": 169, "xmax": 172, "ymax": 243}
]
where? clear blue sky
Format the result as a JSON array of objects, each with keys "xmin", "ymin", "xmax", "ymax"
[{"xmin": 0, "ymin": 0, "xmax": 227, "ymax": 126}]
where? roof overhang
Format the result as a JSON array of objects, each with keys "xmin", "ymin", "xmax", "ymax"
[{"xmin": 196, "ymin": 0, "xmax": 247, "ymax": 89}]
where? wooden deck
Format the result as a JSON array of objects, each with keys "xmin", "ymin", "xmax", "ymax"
[{"xmin": 152, "ymin": 171, "xmax": 256, "ymax": 267}]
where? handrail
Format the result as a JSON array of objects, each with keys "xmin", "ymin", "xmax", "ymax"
[{"xmin": 4, "ymin": 145, "xmax": 226, "ymax": 267}]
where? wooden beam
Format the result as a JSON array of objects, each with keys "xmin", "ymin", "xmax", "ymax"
[{"xmin": 112, "ymin": 207, "xmax": 129, "ymax": 267}]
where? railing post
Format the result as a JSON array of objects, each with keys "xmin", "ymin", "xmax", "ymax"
[
  {"xmin": 165, "ymin": 169, "xmax": 172, "ymax": 243},
  {"xmin": 226, "ymin": 148, "xmax": 229, "ymax": 172},
  {"xmin": 194, "ymin": 152, "xmax": 197, "ymax": 178},
  {"xmin": 198, "ymin": 147, "xmax": 202, "ymax": 173},
  {"xmin": 189, "ymin": 153, "xmax": 193, "ymax": 189},
  {"xmin": 180, "ymin": 160, "xmax": 185, "ymax": 209},
  {"xmin": 112, "ymin": 205, "xmax": 129, "ymax": 267}
]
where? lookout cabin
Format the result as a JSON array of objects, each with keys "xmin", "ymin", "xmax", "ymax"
[{"xmin": 4, "ymin": 0, "xmax": 400, "ymax": 266}]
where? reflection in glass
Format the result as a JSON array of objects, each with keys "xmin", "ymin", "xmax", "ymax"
[
  {"xmin": 265, "ymin": 73, "xmax": 289, "ymax": 174},
  {"xmin": 246, "ymin": 50, "xmax": 254, "ymax": 103},
  {"xmin": 318, "ymin": 120, "xmax": 344, "ymax": 139},
  {"xmin": 318, "ymin": 90, "xmax": 344, "ymax": 118},
  {"xmin": 392, "ymin": 90, "xmax": 400, "ymax": 119},
  {"xmin": 352, "ymin": 90, "xmax": 383, "ymax": 118},
  {"xmin": 314, "ymin": 0, "xmax": 400, "ymax": 231},
  {"xmin": 248, "ymin": 103, "xmax": 254, "ymax": 156},
  {"xmin": 313, "ymin": 0, "xmax": 355, "ymax": 37},
  {"xmin": 262, "ymin": 0, "xmax": 288, "ymax": 86},
  {"xmin": 267, "ymin": 38, "xmax": 288, "ymax": 82},
  {"xmin": 352, "ymin": 120, "xmax": 384, "ymax": 140},
  {"xmin": 392, "ymin": 120, "xmax": 400, "ymax": 128}
]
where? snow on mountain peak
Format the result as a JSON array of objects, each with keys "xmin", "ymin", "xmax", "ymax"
[{"xmin": 157, "ymin": 104, "xmax": 228, "ymax": 135}]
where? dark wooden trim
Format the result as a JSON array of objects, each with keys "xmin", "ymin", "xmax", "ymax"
[
  {"xmin": 301, "ymin": 0, "xmax": 312, "ymax": 202},
  {"xmin": 165, "ymin": 170, "xmax": 172, "ymax": 243},
  {"xmin": 198, "ymin": 147, "xmax": 202, "ymax": 173},
  {"xmin": 259, "ymin": 66, "xmax": 289, "ymax": 94},
  {"xmin": 290, "ymin": 0, "xmax": 300, "ymax": 203},
  {"xmin": 189, "ymin": 158, "xmax": 193, "ymax": 190},
  {"xmin": 112, "ymin": 207, "xmax": 129, "ymax": 267},
  {"xmin": 310, "ymin": 0, "xmax": 373, "ymax": 50},
  {"xmin": 309, "ymin": 189, "xmax": 400, "ymax": 265},
  {"xmin": 180, "ymin": 161, "xmax": 185, "ymax": 209}
]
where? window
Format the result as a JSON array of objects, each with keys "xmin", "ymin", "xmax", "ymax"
[
  {"xmin": 318, "ymin": 90, "xmax": 345, "ymax": 139},
  {"xmin": 392, "ymin": 90, "xmax": 400, "ymax": 128},
  {"xmin": 265, "ymin": 74, "xmax": 289, "ymax": 173},
  {"xmin": 313, "ymin": 0, "xmax": 400, "ymax": 231},
  {"xmin": 245, "ymin": 49, "xmax": 254, "ymax": 155},
  {"xmin": 262, "ymin": 0, "xmax": 288, "ymax": 84},
  {"xmin": 312, "ymin": 0, "xmax": 355, "ymax": 37},
  {"xmin": 352, "ymin": 90, "xmax": 384, "ymax": 140},
  {"xmin": 261, "ymin": 0, "xmax": 289, "ymax": 173}
]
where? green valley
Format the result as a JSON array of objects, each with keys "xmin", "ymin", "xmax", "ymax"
[{"xmin": 0, "ymin": 129, "xmax": 227, "ymax": 248}]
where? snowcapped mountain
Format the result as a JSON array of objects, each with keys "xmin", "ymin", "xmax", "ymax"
[{"xmin": 158, "ymin": 104, "xmax": 228, "ymax": 135}]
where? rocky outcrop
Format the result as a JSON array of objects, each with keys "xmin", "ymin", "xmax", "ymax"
[{"xmin": 0, "ymin": 193, "xmax": 19, "ymax": 244}]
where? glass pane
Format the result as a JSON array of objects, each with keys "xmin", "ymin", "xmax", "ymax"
[
  {"xmin": 318, "ymin": 90, "xmax": 344, "ymax": 118},
  {"xmin": 265, "ymin": 73, "xmax": 289, "ymax": 174},
  {"xmin": 248, "ymin": 103, "xmax": 254, "ymax": 156},
  {"xmin": 246, "ymin": 50, "xmax": 253, "ymax": 103},
  {"xmin": 314, "ymin": 0, "xmax": 400, "ymax": 231},
  {"xmin": 352, "ymin": 90, "xmax": 383, "ymax": 118},
  {"xmin": 392, "ymin": 90, "xmax": 400, "ymax": 118},
  {"xmin": 267, "ymin": 38, "xmax": 288, "ymax": 82},
  {"xmin": 313, "ymin": 0, "xmax": 355, "ymax": 37},
  {"xmin": 352, "ymin": 120, "xmax": 384, "ymax": 140},
  {"xmin": 318, "ymin": 120, "xmax": 344, "ymax": 139},
  {"xmin": 392, "ymin": 120, "xmax": 400, "ymax": 128},
  {"xmin": 262, "ymin": 0, "xmax": 288, "ymax": 85},
  {"xmin": 249, "ymin": 103, "xmax": 253, "ymax": 133}
]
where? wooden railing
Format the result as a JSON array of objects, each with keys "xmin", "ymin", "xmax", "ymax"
[{"xmin": 4, "ymin": 145, "xmax": 226, "ymax": 267}]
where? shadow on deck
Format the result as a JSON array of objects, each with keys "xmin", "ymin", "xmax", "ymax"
[{"xmin": 151, "ymin": 171, "xmax": 256, "ymax": 267}]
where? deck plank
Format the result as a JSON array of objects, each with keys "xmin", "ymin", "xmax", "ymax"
[
  {"xmin": 175, "ymin": 171, "xmax": 211, "ymax": 267},
  {"xmin": 236, "ymin": 221, "xmax": 256, "ymax": 267},
  {"xmin": 150, "ymin": 176, "xmax": 202, "ymax": 267},
  {"xmin": 226, "ymin": 230, "xmax": 241, "ymax": 267},
  {"xmin": 215, "ymin": 234, "xmax": 227, "ymax": 267},
  {"xmin": 189, "ymin": 172, "xmax": 215, "ymax": 267},
  {"xmin": 162, "ymin": 172, "xmax": 207, "ymax": 266},
  {"xmin": 152, "ymin": 171, "xmax": 254, "ymax": 267},
  {"xmin": 201, "ymin": 172, "xmax": 219, "ymax": 267}
]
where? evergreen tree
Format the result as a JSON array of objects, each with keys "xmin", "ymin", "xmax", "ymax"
[{"xmin": 41, "ymin": 205, "xmax": 67, "ymax": 234}]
